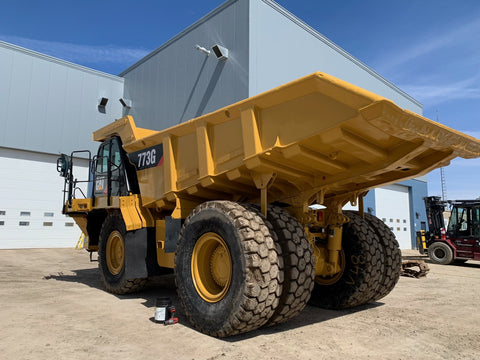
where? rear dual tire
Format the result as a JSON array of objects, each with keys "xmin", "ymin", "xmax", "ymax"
[
  {"xmin": 175, "ymin": 201, "xmax": 282, "ymax": 337},
  {"xmin": 175, "ymin": 202, "xmax": 316, "ymax": 337},
  {"xmin": 309, "ymin": 211, "xmax": 384, "ymax": 309}
]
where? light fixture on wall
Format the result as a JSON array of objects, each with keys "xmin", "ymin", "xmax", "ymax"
[
  {"xmin": 98, "ymin": 97, "xmax": 108, "ymax": 113},
  {"xmin": 98, "ymin": 97, "xmax": 108, "ymax": 108},
  {"xmin": 119, "ymin": 98, "xmax": 132, "ymax": 108},
  {"xmin": 195, "ymin": 44, "xmax": 211, "ymax": 56},
  {"xmin": 212, "ymin": 44, "xmax": 228, "ymax": 60}
]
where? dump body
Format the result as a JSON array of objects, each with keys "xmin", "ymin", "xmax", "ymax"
[{"xmin": 93, "ymin": 72, "xmax": 480, "ymax": 211}]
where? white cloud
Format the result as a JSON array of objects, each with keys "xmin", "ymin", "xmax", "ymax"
[
  {"xmin": 375, "ymin": 16, "xmax": 480, "ymax": 75},
  {"xmin": 0, "ymin": 35, "xmax": 150, "ymax": 65},
  {"xmin": 399, "ymin": 77, "xmax": 480, "ymax": 105}
]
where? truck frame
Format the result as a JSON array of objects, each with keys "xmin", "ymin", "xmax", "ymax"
[
  {"xmin": 58, "ymin": 72, "xmax": 480, "ymax": 337},
  {"xmin": 419, "ymin": 196, "xmax": 480, "ymax": 264}
]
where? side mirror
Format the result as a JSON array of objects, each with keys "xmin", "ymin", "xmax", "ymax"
[{"xmin": 57, "ymin": 154, "xmax": 70, "ymax": 177}]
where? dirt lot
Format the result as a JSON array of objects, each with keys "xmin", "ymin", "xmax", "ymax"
[{"xmin": 0, "ymin": 248, "xmax": 479, "ymax": 360}]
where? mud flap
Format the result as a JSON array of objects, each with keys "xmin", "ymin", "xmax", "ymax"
[{"xmin": 124, "ymin": 228, "xmax": 164, "ymax": 279}]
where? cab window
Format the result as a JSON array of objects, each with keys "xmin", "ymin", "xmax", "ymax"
[{"xmin": 94, "ymin": 137, "xmax": 128, "ymax": 197}]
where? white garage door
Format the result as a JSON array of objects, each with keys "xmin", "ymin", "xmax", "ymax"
[
  {"xmin": 0, "ymin": 148, "xmax": 89, "ymax": 249},
  {"xmin": 375, "ymin": 184, "xmax": 412, "ymax": 249}
]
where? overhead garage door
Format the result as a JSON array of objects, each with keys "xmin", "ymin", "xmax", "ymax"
[
  {"xmin": 375, "ymin": 184, "xmax": 412, "ymax": 249},
  {"xmin": 0, "ymin": 148, "xmax": 89, "ymax": 249}
]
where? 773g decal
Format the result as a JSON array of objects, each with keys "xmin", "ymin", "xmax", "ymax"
[{"xmin": 128, "ymin": 144, "xmax": 164, "ymax": 170}]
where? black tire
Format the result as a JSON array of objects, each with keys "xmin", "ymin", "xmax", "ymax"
[
  {"xmin": 309, "ymin": 212, "xmax": 384, "ymax": 309},
  {"xmin": 261, "ymin": 205, "xmax": 315, "ymax": 326},
  {"xmin": 428, "ymin": 242, "xmax": 454, "ymax": 265},
  {"xmin": 175, "ymin": 201, "xmax": 282, "ymax": 337},
  {"xmin": 352, "ymin": 212, "xmax": 402, "ymax": 302},
  {"xmin": 98, "ymin": 212, "xmax": 147, "ymax": 294}
]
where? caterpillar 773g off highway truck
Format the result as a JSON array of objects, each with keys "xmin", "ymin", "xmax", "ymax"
[{"xmin": 57, "ymin": 72, "xmax": 480, "ymax": 337}]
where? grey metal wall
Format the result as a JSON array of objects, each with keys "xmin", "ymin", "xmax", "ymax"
[
  {"xmin": 120, "ymin": 0, "xmax": 249, "ymax": 131},
  {"xmin": 0, "ymin": 41, "xmax": 124, "ymax": 155},
  {"xmin": 249, "ymin": 0, "xmax": 423, "ymax": 114}
]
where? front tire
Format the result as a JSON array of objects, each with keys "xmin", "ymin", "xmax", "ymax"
[
  {"xmin": 98, "ymin": 212, "xmax": 147, "ymax": 294},
  {"xmin": 175, "ymin": 201, "xmax": 282, "ymax": 337},
  {"xmin": 428, "ymin": 242, "xmax": 454, "ymax": 265}
]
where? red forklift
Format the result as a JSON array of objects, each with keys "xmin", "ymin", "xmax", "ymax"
[{"xmin": 418, "ymin": 196, "xmax": 480, "ymax": 264}]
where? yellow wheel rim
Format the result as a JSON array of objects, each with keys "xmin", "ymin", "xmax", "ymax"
[
  {"xmin": 106, "ymin": 230, "xmax": 124, "ymax": 275},
  {"xmin": 315, "ymin": 250, "xmax": 346, "ymax": 286},
  {"xmin": 191, "ymin": 232, "xmax": 232, "ymax": 303}
]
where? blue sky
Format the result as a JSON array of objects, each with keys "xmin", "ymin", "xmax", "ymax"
[{"xmin": 1, "ymin": 0, "xmax": 479, "ymax": 199}]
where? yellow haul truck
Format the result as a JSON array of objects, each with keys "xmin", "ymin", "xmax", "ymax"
[{"xmin": 58, "ymin": 72, "xmax": 480, "ymax": 337}]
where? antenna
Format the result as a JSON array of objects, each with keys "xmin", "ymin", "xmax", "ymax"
[{"xmin": 437, "ymin": 111, "xmax": 447, "ymax": 201}]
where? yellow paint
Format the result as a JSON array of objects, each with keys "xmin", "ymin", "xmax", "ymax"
[
  {"xmin": 191, "ymin": 232, "xmax": 232, "ymax": 303},
  {"xmin": 155, "ymin": 220, "xmax": 175, "ymax": 268},
  {"xmin": 119, "ymin": 195, "xmax": 152, "ymax": 231},
  {"xmin": 65, "ymin": 72, "xmax": 480, "ymax": 275}
]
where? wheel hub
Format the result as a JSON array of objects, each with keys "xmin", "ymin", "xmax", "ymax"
[
  {"xmin": 106, "ymin": 230, "xmax": 124, "ymax": 275},
  {"xmin": 191, "ymin": 232, "xmax": 232, "ymax": 303}
]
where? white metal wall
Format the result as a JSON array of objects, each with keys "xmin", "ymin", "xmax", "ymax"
[
  {"xmin": 0, "ymin": 148, "xmax": 89, "ymax": 249},
  {"xmin": 0, "ymin": 41, "xmax": 124, "ymax": 156}
]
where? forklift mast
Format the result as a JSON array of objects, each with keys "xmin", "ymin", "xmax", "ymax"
[{"xmin": 424, "ymin": 196, "xmax": 447, "ymax": 236}]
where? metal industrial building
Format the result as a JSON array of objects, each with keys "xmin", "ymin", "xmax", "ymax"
[{"xmin": 0, "ymin": 0, "xmax": 428, "ymax": 249}]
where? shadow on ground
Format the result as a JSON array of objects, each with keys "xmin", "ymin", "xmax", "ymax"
[{"xmin": 43, "ymin": 267, "xmax": 385, "ymax": 340}]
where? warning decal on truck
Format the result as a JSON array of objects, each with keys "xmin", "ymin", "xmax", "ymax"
[{"xmin": 128, "ymin": 144, "xmax": 164, "ymax": 170}]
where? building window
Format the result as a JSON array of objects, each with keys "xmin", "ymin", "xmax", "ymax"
[
  {"xmin": 389, "ymin": 218, "xmax": 393, "ymax": 223},
  {"xmin": 20, "ymin": 211, "xmax": 31, "ymax": 217},
  {"xmin": 396, "ymin": 219, "xmax": 400, "ymax": 223},
  {"xmin": 382, "ymin": 218, "xmax": 386, "ymax": 222},
  {"xmin": 396, "ymin": 227, "xmax": 401, "ymax": 231},
  {"xmin": 0, "ymin": 221, "xmax": 4, "ymax": 226},
  {"xmin": 390, "ymin": 227, "xmax": 394, "ymax": 231},
  {"xmin": 65, "ymin": 222, "xmax": 74, "ymax": 227},
  {"xmin": 0, "ymin": 210, "xmax": 5, "ymax": 216},
  {"xmin": 44, "ymin": 212, "xmax": 54, "ymax": 217},
  {"xmin": 403, "ymin": 227, "xmax": 407, "ymax": 231},
  {"xmin": 403, "ymin": 219, "xmax": 407, "ymax": 223},
  {"xmin": 43, "ymin": 222, "xmax": 53, "ymax": 227},
  {"xmin": 19, "ymin": 221, "xmax": 30, "ymax": 226}
]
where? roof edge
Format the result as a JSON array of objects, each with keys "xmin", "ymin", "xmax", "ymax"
[
  {"xmin": 119, "ymin": 0, "xmax": 239, "ymax": 76},
  {"xmin": 0, "ymin": 40, "xmax": 124, "ymax": 83}
]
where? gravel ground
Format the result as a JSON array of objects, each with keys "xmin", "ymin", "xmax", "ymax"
[{"xmin": 0, "ymin": 248, "xmax": 479, "ymax": 360}]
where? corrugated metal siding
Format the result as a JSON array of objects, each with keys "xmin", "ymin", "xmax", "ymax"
[
  {"xmin": 121, "ymin": 0, "xmax": 249, "ymax": 131},
  {"xmin": 249, "ymin": 0, "xmax": 423, "ymax": 114},
  {"xmin": 0, "ymin": 41, "xmax": 124, "ymax": 155}
]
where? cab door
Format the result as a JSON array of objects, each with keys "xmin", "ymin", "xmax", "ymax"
[
  {"xmin": 447, "ymin": 206, "xmax": 476, "ymax": 259},
  {"xmin": 473, "ymin": 207, "xmax": 480, "ymax": 260},
  {"xmin": 94, "ymin": 137, "xmax": 129, "ymax": 202}
]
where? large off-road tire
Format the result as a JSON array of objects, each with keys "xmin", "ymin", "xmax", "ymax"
[
  {"xmin": 309, "ymin": 212, "xmax": 383, "ymax": 309},
  {"xmin": 261, "ymin": 205, "xmax": 315, "ymax": 326},
  {"xmin": 98, "ymin": 212, "xmax": 147, "ymax": 294},
  {"xmin": 428, "ymin": 242, "xmax": 454, "ymax": 265},
  {"xmin": 349, "ymin": 211, "xmax": 402, "ymax": 302},
  {"xmin": 175, "ymin": 201, "xmax": 282, "ymax": 337}
]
